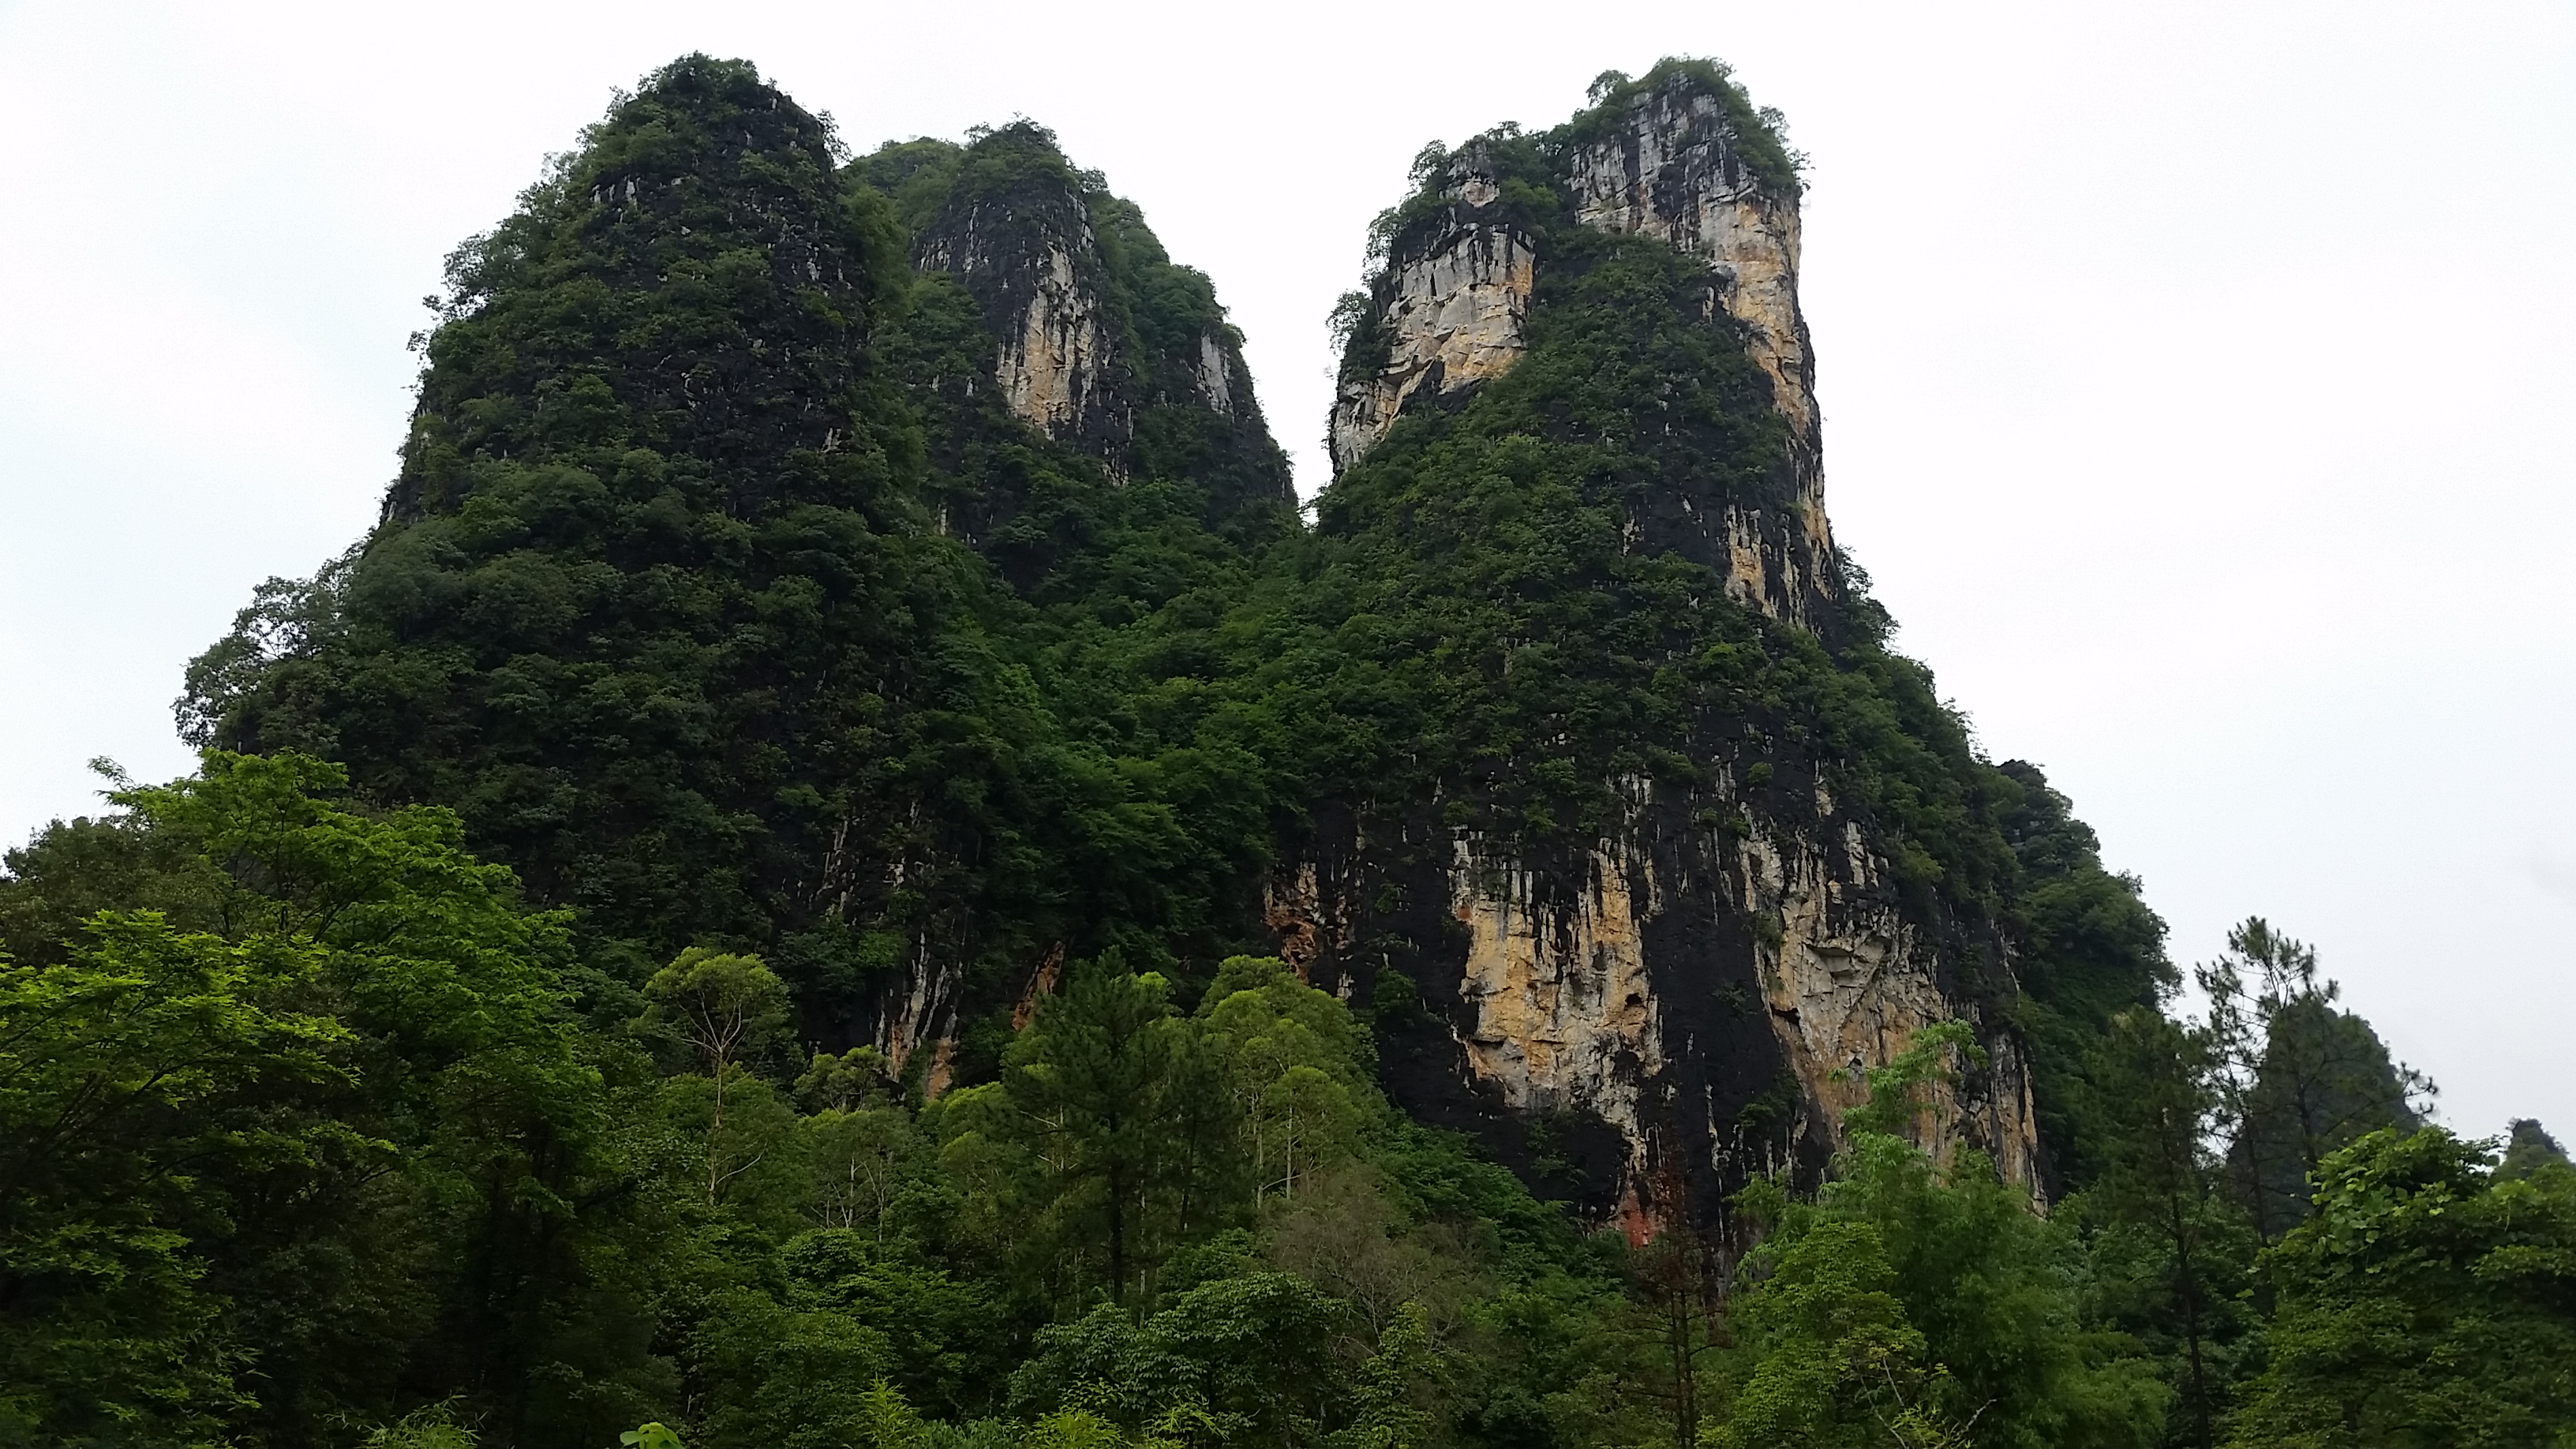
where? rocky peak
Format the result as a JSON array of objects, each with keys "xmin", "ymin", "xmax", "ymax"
[
  {"xmin": 1327, "ymin": 139, "xmax": 1536, "ymax": 474},
  {"xmin": 912, "ymin": 124, "xmax": 1133, "ymax": 473},
  {"xmin": 1292, "ymin": 64, "xmax": 2050, "ymax": 1234},
  {"xmin": 1328, "ymin": 65, "xmax": 1841, "ymax": 630},
  {"xmin": 386, "ymin": 55, "xmax": 867, "ymax": 526},
  {"xmin": 898, "ymin": 123, "xmax": 1290, "ymax": 513},
  {"xmin": 1567, "ymin": 69, "xmax": 1828, "ymax": 560}
]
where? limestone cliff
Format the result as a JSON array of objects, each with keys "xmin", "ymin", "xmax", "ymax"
[
  {"xmin": 922, "ymin": 214, "xmax": 1119, "ymax": 455},
  {"xmin": 1566, "ymin": 80, "xmax": 1823, "ymax": 535},
  {"xmin": 230, "ymin": 53, "xmax": 2157, "ymax": 1247},
  {"xmin": 1328, "ymin": 144, "xmax": 1537, "ymax": 474},
  {"xmin": 915, "ymin": 179, "xmax": 1129, "ymax": 473},
  {"xmin": 1294, "ymin": 62, "xmax": 2052, "ymax": 1230},
  {"xmin": 1272, "ymin": 773, "xmax": 2046, "ymax": 1232},
  {"xmin": 814, "ymin": 71, "xmax": 2144, "ymax": 1230}
]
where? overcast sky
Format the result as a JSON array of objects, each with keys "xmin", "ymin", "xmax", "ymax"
[{"xmin": 2, "ymin": 0, "xmax": 2570, "ymax": 1139}]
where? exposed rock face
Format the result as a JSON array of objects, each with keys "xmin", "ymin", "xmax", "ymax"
[
  {"xmin": 1276, "ymin": 770, "xmax": 2043, "ymax": 1234},
  {"xmin": 906, "ymin": 124, "xmax": 1291, "ymax": 508},
  {"xmin": 994, "ymin": 244, "xmax": 1111, "ymax": 439},
  {"xmin": 1569, "ymin": 80, "xmax": 1837, "ymax": 631},
  {"xmin": 918, "ymin": 193, "xmax": 1131, "ymax": 473},
  {"xmin": 872, "ymin": 939, "xmax": 953, "ymax": 1085},
  {"xmin": 1193, "ymin": 331, "xmax": 1236, "ymax": 417},
  {"xmin": 1735, "ymin": 810, "xmax": 2044, "ymax": 1197},
  {"xmin": 1567, "ymin": 84, "xmax": 1819, "ymax": 516},
  {"xmin": 1187, "ymin": 324, "xmax": 1276, "ymax": 444},
  {"xmin": 1328, "ymin": 159, "xmax": 1537, "ymax": 472},
  {"xmin": 1447, "ymin": 837, "xmax": 1664, "ymax": 1177}
]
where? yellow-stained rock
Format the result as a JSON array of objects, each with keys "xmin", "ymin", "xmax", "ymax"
[{"xmin": 1448, "ymin": 837, "xmax": 1664, "ymax": 1180}]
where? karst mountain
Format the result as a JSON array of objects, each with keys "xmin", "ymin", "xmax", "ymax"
[{"xmin": 4, "ymin": 51, "xmax": 2552, "ymax": 1449}]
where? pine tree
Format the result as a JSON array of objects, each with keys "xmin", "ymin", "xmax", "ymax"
[{"xmin": 2197, "ymin": 919, "xmax": 2430, "ymax": 1241}]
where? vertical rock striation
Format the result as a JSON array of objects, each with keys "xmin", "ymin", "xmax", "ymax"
[
  {"xmin": 1568, "ymin": 75, "xmax": 1838, "ymax": 628},
  {"xmin": 1567, "ymin": 82, "xmax": 1821, "ymax": 515},
  {"xmin": 1278, "ymin": 773, "xmax": 2047, "ymax": 1234}
]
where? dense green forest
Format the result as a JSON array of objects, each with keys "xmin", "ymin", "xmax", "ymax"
[{"xmin": 6, "ymin": 53, "xmax": 2573, "ymax": 1449}]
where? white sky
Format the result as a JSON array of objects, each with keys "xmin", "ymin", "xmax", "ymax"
[{"xmin": 3, "ymin": 1, "xmax": 2570, "ymax": 1140}]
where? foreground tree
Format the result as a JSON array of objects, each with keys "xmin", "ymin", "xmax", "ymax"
[
  {"xmin": 1002, "ymin": 956, "xmax": 1236, "ymax": 1305},
  {"xmin": 0, "ymin": 752, "xmax": 650, "ymax": 1445},
  {"xmin": 2075, "ymin": 1009, "xmax": 2259, "ymax": 1448},
  {"xmin": 642, "ymin": 948, "xmax": 794, "ymax": 1204},
  {"xmin": 2226, "ymin": 1127, "xmax": 2576, "ymax": 1447},
  {"xmin": 2198, "ymin": 919, "xmax": 2429, "ymax": 1243},
  {"xmin": 0, "ymin": 896, "xmax": 346, "ymax": 1441},
  {"xmin": 1704, "ymin": 1024, "xmax": 2166, "ymax": 1449}
]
